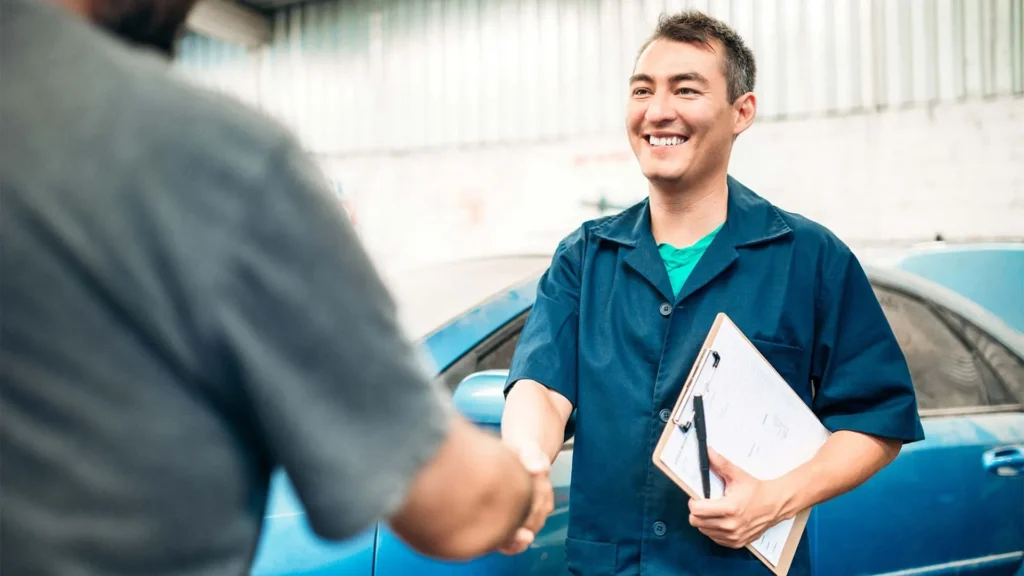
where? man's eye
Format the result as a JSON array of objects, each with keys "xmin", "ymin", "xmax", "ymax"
[
  {"xmin": 632, "ymin": 88, "xmax": 651, "ymax": 96},
  {"xmin": 678, "ymin": 88, "xmax": 699, "ymax": 95}
]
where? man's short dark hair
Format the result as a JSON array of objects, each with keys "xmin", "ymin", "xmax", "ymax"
[
  {"xmin": 637, "ymin": 10, "xmax": 756, "ymax": 103},
  {"xmin": 93, "ymin": 0, "xmax": 200, "ymax": 57}
]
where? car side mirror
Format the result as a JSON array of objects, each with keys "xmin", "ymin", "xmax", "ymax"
[
  {"xmin": 452, "ymin": 370, "xmax": 507, "ymax": 434},
  {"xmin": 452, "ymin": 370, "xmax": 576, "ymax": 441}
]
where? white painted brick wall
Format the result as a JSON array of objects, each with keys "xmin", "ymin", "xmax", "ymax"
[{"xmin": 320, "ymin": 97, "xmax": 1024, "ymax": 273}]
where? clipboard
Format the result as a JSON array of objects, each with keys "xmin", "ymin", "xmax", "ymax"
[{"xmin": 652, "ymin": 313, "xmax": 831, "ymax": 576}]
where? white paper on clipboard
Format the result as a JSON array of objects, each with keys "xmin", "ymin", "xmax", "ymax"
[{"xmin": 654, "ymin": 314, "xmax": 831, "ymax": 571}]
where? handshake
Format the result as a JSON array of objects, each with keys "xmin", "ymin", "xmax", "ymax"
[
  {"xmin": 386, "ymin": 416, "xmax": 559, "ymax": 562},
  {"xmin": 388, "ymin": 381, "xmax": 569, "ymax": 562},
  {"xmin": 497, "ymin": 442, "xmax": 556, "ymax": 555}
]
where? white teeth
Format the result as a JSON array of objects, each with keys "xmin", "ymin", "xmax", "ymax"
[{"xmin": 650, "ymin": 136, "xmax": 686, "ymax": 147}]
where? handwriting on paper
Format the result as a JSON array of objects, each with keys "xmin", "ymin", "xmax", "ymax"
[{"xmin": 658, "ymin": 316, "xmax": 830, "ymax": 567}]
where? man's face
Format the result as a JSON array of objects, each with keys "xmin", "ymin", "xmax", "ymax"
[
  {"xmin": 626, "ymin": 38, "xmax": 753, "ymax": 188},
  {"xmin": 91, "ymin": 0, "xmax": 199, "ymax": 56}
]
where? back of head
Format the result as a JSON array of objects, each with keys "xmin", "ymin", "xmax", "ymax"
[{"xmin": 60, "ymin": 0, "xmax": 200, "ymax": 56}]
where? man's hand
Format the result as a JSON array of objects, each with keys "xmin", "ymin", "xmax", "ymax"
[
  {"xmin": 687, "ymin": 448, "xmax": 786, "ymax": 549},
  {"xmin": 689, "ymin": 431, "xmax": 902, "ymax": 550},
  {"xmin": 498, "ymin": 443, "xmax": 555, "ymax": 555}
]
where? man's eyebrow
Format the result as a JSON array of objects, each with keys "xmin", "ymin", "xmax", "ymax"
[
  {"xmin": 670, "ymin": 72, "xmax": 710, "ymax": 86},
  {"xmin": 628, "ymin": 72, "xmax": 711, "ymax": 86}
]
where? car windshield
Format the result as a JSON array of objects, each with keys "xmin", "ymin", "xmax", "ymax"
[{"xmin": 381, "ymin": 255, "xmax": 551, "ymax": 341}]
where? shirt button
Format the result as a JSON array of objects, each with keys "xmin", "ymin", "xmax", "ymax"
[
  {"xmin": 653, "ymin": 521, "xmax": 667, "ymax": 537},
  {"xmin": 659, "ymin": 409, "xmax": 671, "ymax": 423},
  {"xmin": 659, "ymin": 302, "xmax": 672, "ymax": 316}
]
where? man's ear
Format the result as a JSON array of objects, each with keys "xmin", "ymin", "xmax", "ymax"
[{"xmin": 732, "ymin": 92, "xmax": 757, "ymax": 137}]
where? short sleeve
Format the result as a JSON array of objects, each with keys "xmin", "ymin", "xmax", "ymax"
[
  {"xmin": 504, "ymin": 231, "xmax": 584, "ymax": 407},
  {"xmin": 811, "ymin": 247, "xmax": 925, "ymax": 443},
  {"xmin": 212, "ymin": 141, "xmax": 452, "ymax": 540}
]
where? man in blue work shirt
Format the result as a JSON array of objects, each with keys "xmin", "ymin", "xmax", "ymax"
[{"xmin": 500, "ymin": 10, "xmax": 924, "ymax": 576}]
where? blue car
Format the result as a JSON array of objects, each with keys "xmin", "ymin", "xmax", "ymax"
[
  {"xmin": 251, "ymin": 254, "xmax": 1024, "ymax": 576},
  {"xmin": 884, "ymin": 242, "xmax": 1023, "ymax": 335}
]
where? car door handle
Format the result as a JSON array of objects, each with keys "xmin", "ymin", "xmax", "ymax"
[{"xmin": 983, "ymin": 446, "xmax": 1024, "ymax": 476}]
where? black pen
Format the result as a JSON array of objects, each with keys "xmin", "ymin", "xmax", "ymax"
[{"xmin": 694, "ymin": 394, "xmax": 711, "ymax": 499}]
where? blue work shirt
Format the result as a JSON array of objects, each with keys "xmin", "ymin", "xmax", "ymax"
[{"xmin": 505, "ymin": 177, "xmax": 924, "ymax": 576}]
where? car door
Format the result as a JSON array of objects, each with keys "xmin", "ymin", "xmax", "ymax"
[
  {"xmin": 461, "ymin": 316, "xmax": 574, "ymax": 576},
  {"xmin": 812, "ymin": 285, "xmax": 1024, "ymax": 576},
  {"xmin": 373, "ymin": 312, "xmax": 574, "ymax": 576},
  {"xmin": 932, "ymin": 304, "xmax": 1024, "ymax": 575}
]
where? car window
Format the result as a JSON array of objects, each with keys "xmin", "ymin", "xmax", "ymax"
[
  {"xmin": 452, "ymin": 287, "xmax": 1023, "ymax": 414},
  {"xmin": 934, "ymin": 307, "xmax": 1024, "ymax": 404},
  {"xmin": 438, "ymin": 312, "xmax": 528, "ymax": 392},
  {"xmin": 874, "ymin": 286, "xmax": 1014, "ymax": 412},
  {"xmin": 476, "ymin": 332, "xmax": 522, "ymax": 372}
]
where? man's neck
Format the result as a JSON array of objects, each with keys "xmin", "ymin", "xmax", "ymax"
[{"xmin": 648, "ymin": 175, "xmax": 729, "ymax": 248}]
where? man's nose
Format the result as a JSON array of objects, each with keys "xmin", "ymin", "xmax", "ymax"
[{"xmin": 645, "ymin": 93, "xmax": 674, "ymax": 124}]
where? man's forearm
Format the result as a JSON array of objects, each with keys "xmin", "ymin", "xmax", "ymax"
[
  {"xmin": 502, "ymin": 380, "xmax": 571, "ymax": 462},
  {"xmin": 770, "ymin": 430, "xmax": 901, "ymax": 520},
  {"xmin": 389, "ymin": 416, "xmax": 534, "ymax": 560}
]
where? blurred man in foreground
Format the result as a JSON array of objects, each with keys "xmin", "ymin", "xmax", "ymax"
[{"xmin": 0, "ymin": 1, "xmax": 552, "ymax": 574}]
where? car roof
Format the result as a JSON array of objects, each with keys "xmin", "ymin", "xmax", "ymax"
[
  {"xmin": 384, "ymin": 254, "xmax": 551, "ymax": 340},
  {"xmin": 897, "ymin": 240, "xmax": 1024, "ymax": 255},
  {"xmin": 864, "ymin": 264, "xmax": 1024, "ymax": 356},
  {"xmin": 858, "ymin": 240, "xmax": 1024, "ymax": 266},
  {"xmin": 876, "ymin": 241, "xmax": 1024, "ymax": 334},
  {"xmin": 383, "ymin": 253, "xmax": 1024, "ymax": 358}
]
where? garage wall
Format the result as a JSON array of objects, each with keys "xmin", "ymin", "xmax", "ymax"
[
  {"xmin": 178, "ymin": 0, "xmax": 1024, "ymax": 154},
  {"xmin": 176, "ymin": 32, "xmax": 262, "ymax": 106},
  {"xmin": 320, "ymin": 96, "xmax": 1024, "ymax": 270},
  {"xmin": 174, "ymin": 0, "xmax": 1024, "ymax": 271}
]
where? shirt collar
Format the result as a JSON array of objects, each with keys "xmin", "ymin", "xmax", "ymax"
[{"xmin": 591, "ymin": 175, "xmax": 792, "ymax": 248}]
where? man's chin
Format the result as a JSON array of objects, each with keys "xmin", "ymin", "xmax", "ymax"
[{"xmin": 641, "ymin": 168, "xmax": 689, "ymax": 187}]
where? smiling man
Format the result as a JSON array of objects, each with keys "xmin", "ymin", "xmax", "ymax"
[{"xmin": 500, "ymin": 10, "xmax": 924, "ymax": 576}]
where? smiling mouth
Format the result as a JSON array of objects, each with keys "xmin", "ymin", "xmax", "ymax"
[{"xmin": 646, "ymin": 135, "xmax": 689, "ymax": 147}]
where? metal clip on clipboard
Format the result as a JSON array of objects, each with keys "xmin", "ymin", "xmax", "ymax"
[{"xmin": 672, "ymin": 349, "xmax": 720, "ymax": 433}]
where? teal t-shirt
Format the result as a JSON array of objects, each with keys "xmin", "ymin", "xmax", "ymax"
[{"xmin": 657, "ymin": 224, "xmax": 723, "ymax": 298}]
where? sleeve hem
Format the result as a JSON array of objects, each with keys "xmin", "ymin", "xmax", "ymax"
[
  {"xmin": 820, "ymin": 413, "xmax": 925, "ymax": 444},
  {"xmin": 307, "ymin": 403, "xmax": 454, "ymax": 540},
  {"xmin": 504, "ymin": 370, "xmax": 576, "ymax": 409}
]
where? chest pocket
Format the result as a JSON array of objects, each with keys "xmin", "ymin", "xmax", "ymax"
[{"xmin": 750, "ymin": 338, "xmax": 808, "ymax": 400}]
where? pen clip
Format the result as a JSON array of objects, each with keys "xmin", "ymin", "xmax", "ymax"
[{"xmin": 672, "ymin": 348, "xmax": 720, "ymax": 433}]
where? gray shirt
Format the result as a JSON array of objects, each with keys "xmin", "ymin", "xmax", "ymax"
[{"xmin": 0, "ymin": 1, "xmax": 452, "ymax": 574}]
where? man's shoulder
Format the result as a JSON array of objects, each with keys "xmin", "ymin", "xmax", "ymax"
[
  {"xmin": 90, "ymin": 21, "xmax": 298, "ymax": 184},
  {"xmin": 5, "ymin": 1, "xmax": 308, "ymax": 207},
  {"xmin": 12, "ymin": 0, "xmax": 296, "ymax": 163},
  {"xmin": 770, "ymin": 201, "xmax": 856, "ymax": 262},
  {"xmin": 100, "ymin": 43, "xmax": 323, "ymax": 222},
  {"xmin": 558, "ymin": 199, "xmax": 649, "ymax": 249},
  {"xmin": 115, "ymin": 52, "xmax": 296, "ymax": 179}
]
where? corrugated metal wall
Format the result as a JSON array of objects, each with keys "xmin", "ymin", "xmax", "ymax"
[
  {"xmin": 175, "ymin": 32, "xmax": 262, "ymax": 107},
  {"xmin": 178, "ymin": 0, "xmax": 1024, "ymax": 155}
]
